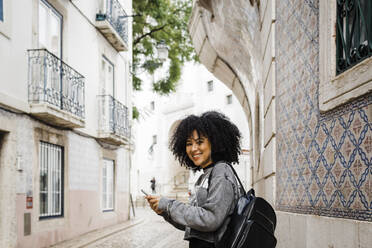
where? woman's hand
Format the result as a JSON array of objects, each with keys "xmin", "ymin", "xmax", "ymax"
[{"xmin": 145, "ymin": 195, "xmax": 163, "ymax": 214}]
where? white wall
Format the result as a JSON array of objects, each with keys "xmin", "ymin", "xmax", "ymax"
[
  {"xmin": 0, "ymin": 0, "xmax": 32, "ymax": 110},
  {"xmin": 0, "ymin": 0, "xmax": 132, "ymax": 137}
]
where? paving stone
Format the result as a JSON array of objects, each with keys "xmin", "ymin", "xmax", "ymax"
[{"xmin": 85, "ymin": 208, "xmax": 188, "ymax": 248}]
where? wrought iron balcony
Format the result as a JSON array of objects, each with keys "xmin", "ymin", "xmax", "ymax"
[
  {"xmin": 97, "ymin": 95, "xmax": 130, "ymax": 145},
  {"xmin": 96, "ymin": 0, "xmax": 129, "ymax": 51},
  {"xmin": 28, "ymin": 49, "xmax": 85, "ymax": 128}
]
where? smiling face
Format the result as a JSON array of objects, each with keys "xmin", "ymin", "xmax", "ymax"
[{"xmin": 186, "ymin": 130, "xmax": 213, "ymax": 168}]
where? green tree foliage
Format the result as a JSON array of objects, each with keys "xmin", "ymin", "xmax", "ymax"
[
  {"xmin": 132, "ymin": 0, "xmax": 196, "ymax": 95},
  {"xmin": 132, "ymin": 105, "xmax": 140, "ymax": 120}
]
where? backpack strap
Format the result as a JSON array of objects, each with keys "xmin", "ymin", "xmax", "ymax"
[
  {"xmin": 208, "ymin": 162, "xmax": 249, "ymax": 196},
  {"xmin": 227, "ymin": 163, "xmax": 247, "ymax": 196}
]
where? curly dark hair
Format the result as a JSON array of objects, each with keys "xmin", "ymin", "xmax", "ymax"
[{"xmin": 169, "ymin": 111, "xmax": 242, "ymax": 170}]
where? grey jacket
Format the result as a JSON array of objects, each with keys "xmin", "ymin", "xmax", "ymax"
[{"xmin": 158, "ymin": 161, "xmax": 240, "ymax": 245}]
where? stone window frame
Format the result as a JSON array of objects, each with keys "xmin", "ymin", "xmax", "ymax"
[
  {"xmin": 319, "ymin": 0, "xmax": 372, "ymax": 112},
  {"xmin": 33, "ymin": 127, "xmax": 69, "ymax": 229}
]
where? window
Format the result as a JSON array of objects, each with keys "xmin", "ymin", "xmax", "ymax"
[
  {"xmin": 336, "ymin": 0, "xmax": 372, "ymax": 74},
  {"xmin": 226, "ymin": 94, "xmax": 233, "ymax": 104},
  {"xmin": 207, "ymin": 80, "xmax": 213, "ymax": 92},
  {"xmin": 0, "ymin": 0, "xmax": 3, "ymax": 22},
  {"xmin": 0, "ymin": 0, "xmax": 10, "ymax": 38},
  {"xmin": 100, "ymin": 56, "xmax": 115, "ymax": 96},
  {"xmin": 39, "ymin": 0, "xmax": 62, "ymax": 58},
  {"xmin": 319, "ymin": 1, "xmax": 372, "ymax": 111},
  {"xmin": 150, "ymin": 101, "xmax": 155, "ymax": 110},
  {"xmin": 102, "ymin": 159, "xmax": 114, "ymax": 211},
  {"xmin": 39, "ymin": 141, "xmax": 63, "ymax": 218}
]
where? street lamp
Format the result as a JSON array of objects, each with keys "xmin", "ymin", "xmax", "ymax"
[{"xmin": 156, "ymin": 40, "xmax": 168, "ymax": 61}]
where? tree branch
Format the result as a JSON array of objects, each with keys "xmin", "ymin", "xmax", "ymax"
[{"xmin": 133, "ymin": 25, "xmax": 167, "ymax": 45}]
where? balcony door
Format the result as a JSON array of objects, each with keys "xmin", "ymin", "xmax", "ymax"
[
  {"xmin": 100, "ymin": 0, "xmax": 113, "ymax": 18},
  {"xmin": 37, "ymin": 0, "xmax": 63, "ymax": 105},
  {"xmin": 100, "ymin": 56, "xmax": 115, "ymax": 132},
  {"xmin": 38, "ymin": 0, "xmax": 62, "ymax": 58},
  {"xmin": 101, "ymin": 56, "xmax": 115, "ymax": 96}
]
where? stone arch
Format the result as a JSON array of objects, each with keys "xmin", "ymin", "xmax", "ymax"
[{"xmin": 189, "ymin": 2, "xmax": 261, "ymax": 186}]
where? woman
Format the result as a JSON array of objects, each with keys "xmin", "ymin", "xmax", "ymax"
[{"xmin": 146, "ymin": 111, "xmax": 242, "ymax": 248}]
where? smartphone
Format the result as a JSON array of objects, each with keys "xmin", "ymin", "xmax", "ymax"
[{"xmin": 141, "ymin": 189, "xmax": 149, "ymax": 196}]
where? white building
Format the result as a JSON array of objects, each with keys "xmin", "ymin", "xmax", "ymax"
[
  {"xmin": 0, "ymin": 0, "xmax": 133, "ymax": 247},
  {"xmin": 131, "ymin": 63, "xmax": 251, "ymax": 204}
]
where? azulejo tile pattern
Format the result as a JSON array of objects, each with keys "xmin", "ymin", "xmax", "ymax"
[{"xmin": 276, "ymin": 0, "xmax": 371, "ymax": 221}]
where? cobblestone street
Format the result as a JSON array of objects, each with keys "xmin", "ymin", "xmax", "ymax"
[{"xmin": 86, "ymin": 207, "xmax": 188, "ymax": 248}]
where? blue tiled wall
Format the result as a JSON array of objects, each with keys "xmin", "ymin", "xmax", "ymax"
[{"xmin": 276, "ymin": 0, "xmax": 371, "ymax": 221}]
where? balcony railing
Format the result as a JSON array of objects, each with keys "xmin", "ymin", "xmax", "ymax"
[
  {"xmin": 96, "ymin": 0, "xmax": 128, "ymax": 51},
  {"xmin": 28, "ymin": 49, "xmax": 85, "ymax": 126},
  {"xmin": 98, "ymin": 95, "xmax": 130, "ymax": 144}
]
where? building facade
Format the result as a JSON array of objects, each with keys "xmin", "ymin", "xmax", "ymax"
[
  {"xmin": 131, "ymin": 63, "xmax": 251, "ymax": 205},
  {"xmin": 189, "ymin": 0, "xmax": 371, "ymax": 247},
  {"xmin": 0, "ymin": 0, "xmax": 133, "ymax": 247}
]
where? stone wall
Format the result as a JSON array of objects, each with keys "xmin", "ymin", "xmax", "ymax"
[{"xmin": 275, "ymin": 0, "xmax": 371, "ymax": 222}]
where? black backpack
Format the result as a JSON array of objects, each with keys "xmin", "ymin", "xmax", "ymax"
[{"xmin": 213, "ymin": 164, "xmax": 277, "ymax": 248}]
